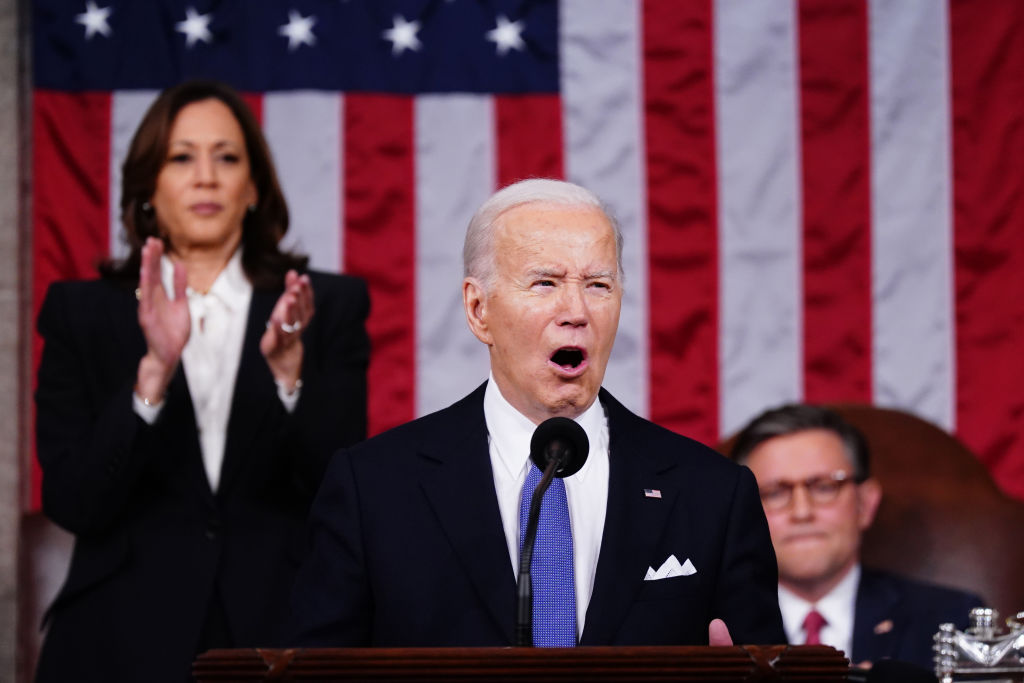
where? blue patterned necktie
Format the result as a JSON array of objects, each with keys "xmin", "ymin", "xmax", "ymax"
[{"xmin": 518, "ymin": 462, "xmax": 576, "ymax": 647}]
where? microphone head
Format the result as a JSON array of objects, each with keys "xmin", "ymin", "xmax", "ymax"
[{"xmin": 530, "ymin": 417, "xmax": 589, "ymax": 478}]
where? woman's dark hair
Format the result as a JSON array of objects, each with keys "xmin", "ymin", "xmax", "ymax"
[
  {"xmin": 730, "ymin": 404, "xmax": 871, "ymax": 481},
  {"xmin": 99, "ymin": 79, "xmax": 307, "ymax": 289}
]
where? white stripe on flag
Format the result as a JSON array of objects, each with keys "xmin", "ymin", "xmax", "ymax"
[
  {"xmin": 562, "ymin": 0, "xmax": 648, "ymax": 417},
  {"xmin": 715, "ymin": 0, "xmax": 803, "ymax": 436},
  {"xmin": 110, "ymin": 91, "xmax": 159, "ymax": 261},
  {"xmin": 869, "ymin": 0, "xmax": 955, "ymax": 430},
  {"xmin": 264, "ymin": 91, "xmax": 343, "ymax": 273},
  {"xmin": 414, "ymin": 95, "xmax": 494, "ymax": 416}
]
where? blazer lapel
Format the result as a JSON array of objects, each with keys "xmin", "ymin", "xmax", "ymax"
[
  {"xmin": 580, "ymin": 390, "xmax": 681, "ymax": 645},
  {"xmin": 167, "ymin": 363, "xmax": 216, "ymax": 503},
  {"xmin": 110, "ymin": 284, "xmax": 213, "ymax": 503},
  {"xmin": 218, "ymin": 288, "xmax": 279, "ymax": 494},
  {"xmin": 107, "ymin": 283, "xmax": 147, "ymax": 363},
  {"xmin": 852, "ymin": 569, "xmax": 900, "ymax": 664},
  {"xmin": 416, "ymin": 384, "xmax": 517, "ymax": 644}
]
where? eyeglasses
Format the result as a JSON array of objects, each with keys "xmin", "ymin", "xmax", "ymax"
[{"xmin": 758, "ymin": 470, "xmax": 856, "ymax": 511}]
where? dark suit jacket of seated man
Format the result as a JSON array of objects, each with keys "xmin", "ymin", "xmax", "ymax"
[{"xmin": 287, "ymin": 178, "xmax": 786, "ymax": 648}]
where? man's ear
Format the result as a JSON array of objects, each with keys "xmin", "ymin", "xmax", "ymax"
[
  {"xmin": 463, "ymin": 277, "xmax": 492, "ymax": 345},
  {"xmin": 856, "ymin": 477, "xmax": 882, "ymax": 531}
]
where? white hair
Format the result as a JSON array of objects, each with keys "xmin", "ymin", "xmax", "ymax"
[{"xmin": 462, "ymin": 178, "xmax": 624, "ymax": 290}]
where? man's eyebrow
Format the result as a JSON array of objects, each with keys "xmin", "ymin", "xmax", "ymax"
[
  {"xmin": 526, "ymin": 267, "xmax": 564, "ymax": 279},
  {"xmin": 523, "ymin": 267, "xmax": 618, "ymax": 281},
  {"xmin": 584, "ymin": 269, "xmax": 618, "ymax": 281}
]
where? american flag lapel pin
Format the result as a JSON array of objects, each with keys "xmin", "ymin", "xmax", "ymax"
[{"xmin": 644, "ymin": 488, "xmax": 662, "ymax": 499}]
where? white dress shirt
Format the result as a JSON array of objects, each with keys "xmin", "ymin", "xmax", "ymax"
[
  {"xmin": 778, "ymin": 563, "xmax": 861, "ymax": 658},
  {"xmin": 483, "ymin": 374, "xmax": 610, "ymax": 637},
  {"xmin": 133, "ymin": 250, "xmax": 299, "ymax": 491}
]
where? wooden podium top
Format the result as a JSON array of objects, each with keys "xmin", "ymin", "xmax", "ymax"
[{"xmin": 194, "ymin": 644, "xmax": 848, "ymax": 681}]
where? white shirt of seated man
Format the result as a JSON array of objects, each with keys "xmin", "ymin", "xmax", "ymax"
[{"xmin": 779, "ymin": 563, "xmax": 860, "ymax": 656}]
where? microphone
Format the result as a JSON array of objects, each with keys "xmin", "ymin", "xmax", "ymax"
[
  {"xmin": 529, "ymin": 417, "xmax": 589, "ymax": 478},
  {"xmin": 516, "ymin": 417, "xmax": 589, "ymax": 647}
]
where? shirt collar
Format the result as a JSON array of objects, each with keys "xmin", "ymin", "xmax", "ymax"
[
  {"xmin": 778, "ymin": 564, "xmax": 861, "ymax": 640},
  {"xmin": 483, "ymin": 372, "xmax": 606, "ymax": 483},
  {"xmin": 814, "ymin": 563, "xmax": 860, "ymax": 626},
  {"xmin": 160, "ymin": 247, "xmax": 251, "ymax": 312}
]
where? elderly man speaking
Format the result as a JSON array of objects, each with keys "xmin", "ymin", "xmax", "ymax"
[{"xmin": 288, "ymin": 179, "xmax": 784, "ymax": 647}]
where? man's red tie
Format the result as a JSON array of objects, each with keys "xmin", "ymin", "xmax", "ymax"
[{"xmin": 802, "ymin": 609, "xmax": 826, "ymax": 645}]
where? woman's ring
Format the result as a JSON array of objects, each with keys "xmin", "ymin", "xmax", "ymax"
[{"xmin": 280, "ymin": 320, "xmax": 302, "ymax": 334}]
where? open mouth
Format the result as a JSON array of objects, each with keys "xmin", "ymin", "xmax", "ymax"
[{"xmin": 550, "ymin": 347, "xmax": 586, "ymax": 371}]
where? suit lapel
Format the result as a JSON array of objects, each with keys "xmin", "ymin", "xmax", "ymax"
[
  {"xmin": 107, "ymin": 283, "xmax": 147, "ymax": 364},
  {"xmin": 580, "ymin": 390, "xmax": 681, "ymax": 645},
  {"xmin": 417, "ymin": 384, "xmax": 517, "ymax": 644},
  {"xmin": 218, "ymin": 288, "xmax": 279, "ymax": 495},
  {"xmin": 168, "ymin": 363, "xmax": 216, "ymax": 502},
  {"xmin": 851, "ymin": 569, "xmax": 900, "ymax": 664},
  {"xmin": 108, "ymin": 283, "xmax": 213, "ymax": 502}
]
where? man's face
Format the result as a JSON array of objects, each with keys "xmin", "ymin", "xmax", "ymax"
[
  {"xmin": 463, "ymin": 202, "xmax": 622, "ymax": 424},
  {"xmin": 743, "ymin": 429, "xmax": 881, "ymax": 600}
]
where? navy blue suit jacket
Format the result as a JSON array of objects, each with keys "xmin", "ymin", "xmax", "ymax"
[
  {"xmin": 851, "ymin": 568, "xmax": 983, "ymax": 670},
  {"xmin": 288, "ymin": 383, "xmax": 786, "ymax": 647}
]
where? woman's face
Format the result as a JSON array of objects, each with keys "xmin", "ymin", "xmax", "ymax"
[{"xmin": 150, "ymin": 97, "xmax": 257, "ymax": 257}]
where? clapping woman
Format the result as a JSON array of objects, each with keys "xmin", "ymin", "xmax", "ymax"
[{"xmin": 34, "ymin": 80, "xmax": 369, "ymax": 682}]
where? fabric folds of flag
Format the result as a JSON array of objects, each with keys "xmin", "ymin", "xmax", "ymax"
[{"xmin": 28, "ymin": 0, "xmax": 1024, "ymax": 507}]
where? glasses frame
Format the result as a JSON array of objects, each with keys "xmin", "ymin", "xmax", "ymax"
[{"xmin": 758, "ymin": 469, "xmax": 857, "ymax": 511}]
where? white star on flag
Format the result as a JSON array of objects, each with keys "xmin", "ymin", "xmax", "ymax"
[
  {"xmin": 279, "ymin": 10, "xmax": 317, "ymax": 51},
  {"xmin": 175, "ymin": 7, "xmax": 213, "ymax": 48},
  {"xmin": 75, "ymin": 1, "xmax": 112, "ymax": 40},
  {"xmin": 382, "ymin": 15, "xmax": 422, "ymax": 56},
  {"xmin": 485, "ymin": 15, "xmax": 525, "ymax": 56}
]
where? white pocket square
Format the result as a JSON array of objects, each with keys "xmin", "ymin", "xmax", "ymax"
[{"xmin": 644, "ymin": 554, "xmax": 697, "ymax": 581}]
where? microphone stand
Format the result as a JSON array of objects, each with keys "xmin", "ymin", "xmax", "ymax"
[{"xmin": 515, "ymin": 457, "xmax": 559, "ymax": 647}]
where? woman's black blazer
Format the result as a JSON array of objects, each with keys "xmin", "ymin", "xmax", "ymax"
[{"xmin": 34, "ymin": 270, "xmax": 369, "ymax": 682}]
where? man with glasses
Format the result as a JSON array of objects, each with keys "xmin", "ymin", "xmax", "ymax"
[{"xmin": 730, "ymin": 404, "xmax": 981, "ymax": 671}]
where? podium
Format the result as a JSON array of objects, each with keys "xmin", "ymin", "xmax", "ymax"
[{"xmin": 194, "ymin": 645, "xmax": 848, "ymax": 681}]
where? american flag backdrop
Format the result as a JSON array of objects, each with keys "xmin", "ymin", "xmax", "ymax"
[{"xmin": 29, "ymin": 0, "xmax": 1024, "ymax": 509}]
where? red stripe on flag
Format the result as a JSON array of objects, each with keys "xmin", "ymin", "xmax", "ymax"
[
  {"xmin": 643, "ymin": 0, "xmax": 719, "ymax": 444},
  {"xmin": 797, "ymin": 0, "xmax": 873, "ymax": 403},
  {"xmin": 951, "ymin": 0, "xmax": 1024, "ymax": 498},
  {"xmin": 31, "ymin": 90, "xmax": 112, "ymax": 509},
  {"xmin": 343, "ymin": 95, "xmax": 416, "ymax": 436},
  {"xmin": 495, "ymin": 94, "xmax": 564, "ymax": 185},
  {"xmin": 241, "ymin": 92, "xmax": 263, "ymax": 124}
]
